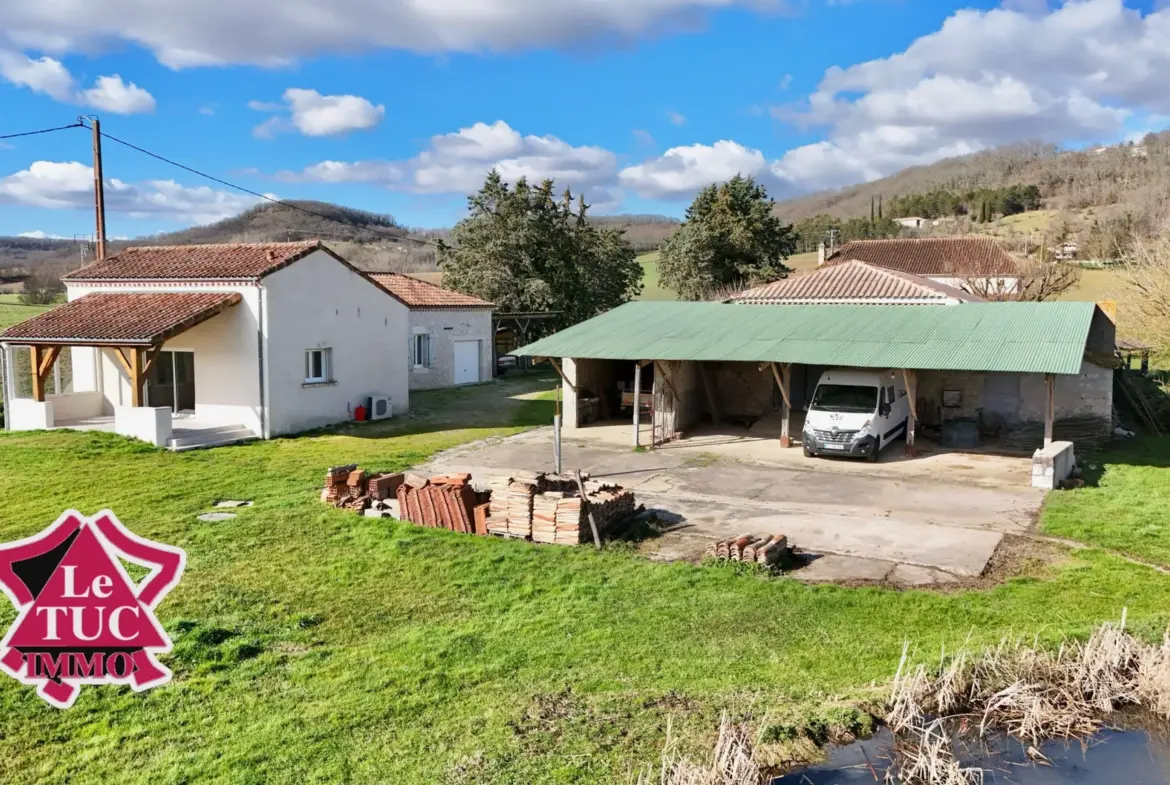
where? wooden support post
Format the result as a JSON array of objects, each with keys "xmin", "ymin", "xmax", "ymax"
[
  {"xmin": 542, "ymin": 357, "xmax": 578, "ymax": 392},
  {"xmin": 30, "ymin": 346, "xmax": 45, "ymax": 402},
  {"xmin": 129, "ymin": 347, "xmax": 145, "ymax": 407},
  {"xmin": 697, "ymin": 363, "xmax": 722, "ymax": 426},
  {"xmin": 632, "ymin": 360, "xmax": 643, "ymax": 448},
  {"xmin": 902, "ymin": 369, "xmax": 918, "ymax": 457},
  {"xmin": 770, "ymin": 363, "xmax": 793, "ymax": 448},
  {"xmin": 1044, "ymin": 373, "xmax": 1055, "ymax": 448}
]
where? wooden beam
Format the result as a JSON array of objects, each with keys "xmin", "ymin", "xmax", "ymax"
[
  {"xmin": 632, "ymin": 360, "xmax": 643, "ymax": 448},
  {"xmin": 36, "ymin": 346, "xmax": 61, "ymax": 380},
  {"xmin": 697, "ymin": 363, "xmax": 722, "ymax": 425},
  {"xmin": 541, "ymin": 357, "xmax": 578, "ymax": 393},
  {"xmin": 112, "ymin": 347, "xmax": 134, "ymax": 377},
  {"xmin": 1044, "ymin": 373, "xmax": 1055, "ymax": 447},
  {"xmin": 29, "ymin": 346, "xmax": 45, "ymax": 402},
  {"xmin": 902, "ymin": 369, "xmax": 918, "ymax": 457},
  {"xmin": 771, "ymin": 363, "xmax": 793, "ymax": 448},
  {"xmin": 141, "ymin": 344, "xmax": 164, "ymax": 378},
  {"xmin": 129, "ymin": 347, "xmax": 145, "ymax": 407}
]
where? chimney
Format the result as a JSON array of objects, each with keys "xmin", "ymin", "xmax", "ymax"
[
  {"xmin": 266, "ymin": 249, "xmax": 277, "ymax": 263},
  {"xmin": 817, "ymin": 242, "xmax": 826, "ymax": 266}
]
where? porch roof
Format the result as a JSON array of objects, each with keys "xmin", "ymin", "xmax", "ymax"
[{"xmin": 0, "ymin": 291, "xmax": 242, "ymax": 346}]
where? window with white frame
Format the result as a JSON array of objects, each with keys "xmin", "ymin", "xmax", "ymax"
[
  {"xmin": 412, "ymin": 333, "xmax": 432, "ymax": 369},
  {"xmin": 305, "ymin": 348, "xmax": 333, "ymax": 383}
]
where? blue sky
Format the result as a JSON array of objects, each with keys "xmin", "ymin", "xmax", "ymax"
[{"xmin": 0, "ymin": 0, "xmax": 1167, "ymax": 239}]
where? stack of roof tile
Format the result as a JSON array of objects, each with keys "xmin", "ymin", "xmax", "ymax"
[
  {"xmin": 506, "ymin": 482, "xmax": 537, "ymax": 538},
  {"xmin": 394, "ymin": 473, "xmax": 479, "ymax": 533}
]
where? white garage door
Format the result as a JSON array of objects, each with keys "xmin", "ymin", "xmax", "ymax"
[{"xmin": 453, "ymin": 340, "xmax": 481, "ymax": 385}]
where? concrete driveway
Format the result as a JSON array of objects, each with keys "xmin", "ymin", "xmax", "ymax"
[{"xmin": 416, "ymin": 428, "xmax": 1046, "ymax": 586}]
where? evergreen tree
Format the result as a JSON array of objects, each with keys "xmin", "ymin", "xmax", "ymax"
[
  {"xmin": 658, "ymin": 175, "xmax": 796, "ymax": 300},
  {"xmin": 439, "ymin": 170, "xmax": 642, "ymax": 329}
]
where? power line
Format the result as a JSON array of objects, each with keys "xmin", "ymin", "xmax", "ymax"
[
  {"xmin": 87, "ymin": 122, "xmax": 446, "ymax": 250},
  {"xmin": 0, "ymin": 122, "xmax": 85, "ymax": 141}
]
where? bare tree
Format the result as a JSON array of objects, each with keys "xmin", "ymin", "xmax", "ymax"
[
  {"xmin": 1120, "ymin": 234, "xmax": 1170, "ymax": 354},
  {"xmin": 963, "ymin": 260, "xmax": 1082, "ymax": 302}
]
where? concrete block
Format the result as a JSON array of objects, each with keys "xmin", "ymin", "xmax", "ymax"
[
  {"xmin": 1032, "ymin": 440, "xmax": 1075, "ymax": 490},
  {"xmin": 7, "ymin": 399, "xmax": 54, "ymax": 431},
  {"xmin": 115, "ymin": 406, "xmax": 173, "ymax": 447},
  {"xmin": 364, "ymin": 508, "xmax": 390, "ymax": 518}
]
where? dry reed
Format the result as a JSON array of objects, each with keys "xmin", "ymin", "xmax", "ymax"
[{"xmin": 635, "ymin": 714, "xmax": 761, "ymax": 785}]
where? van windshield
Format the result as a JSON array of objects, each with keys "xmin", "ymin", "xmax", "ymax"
[{"xmin": 811, "ymin": 384, "xmax": 878, "ymax": 414}]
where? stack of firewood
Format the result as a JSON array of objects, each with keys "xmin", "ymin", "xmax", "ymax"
[{"xmin": 706, "ymin": 533, "xmax": 789, "ymax": 567}]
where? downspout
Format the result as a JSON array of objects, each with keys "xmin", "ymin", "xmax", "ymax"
[
  {"xmin": 256, "ymin": 285, "xmax": 268, "ymax": 439},
  {"xmin": 1, "ymin": 343, "xmax": 11, "ymax": 433}
]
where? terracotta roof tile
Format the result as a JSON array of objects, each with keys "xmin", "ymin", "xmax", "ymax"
[
  {"xmin": 0, "ymin": 292, "xmax": 242, "ymax": 345},
  {"xmin": 825, "ymin": 237, "xmax": 1019, "ymax": 277},
  {"xmin": 732, "ymin": 260, "xmax": 983, "ymax": 305},
  {"xmin": 369, "ymin": 273, "xmax": 492, "ymax": 309},
  {"xmin": 62, "ymin": 241, "xmax": 322, "ymax": 282}
]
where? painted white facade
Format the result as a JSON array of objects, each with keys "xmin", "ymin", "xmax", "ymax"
[
  {"xmin": 262, "ymin": 250, "xmax": 410, "ymax": 435},
  {"xmin": 406, "ymin": 309, "xmax": 493, "ymax": 390},
  {"xmin": 6, "ymin": 248, "xmax": 411, "ymax": 443}
]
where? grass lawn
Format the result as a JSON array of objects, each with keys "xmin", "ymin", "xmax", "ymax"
[
  {"xmin": 1042, "ymin": 438, "xmax": 1170, "ymax": 567},
  {"xmin": 636, "ymin": 251, "xmax": 676, "ymax": 301},
  {"xmin": 0, "ymin": 301, "xmax": 51, "ymax": 331},
  {"xmin": 3, "ymin": 383, "xmax": 1170, "ymax": 783}
]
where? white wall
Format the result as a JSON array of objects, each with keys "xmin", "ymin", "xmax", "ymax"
[
  {"xmin": 65, "ymin": 282, "xmax": 261, "ymax": 432},
  {"xmin": 262, "ymin": 250, "xmax": 410, "ymax": 436},
  {"xmin": 929, "ymin": 276, "xmax": 1020, "ymax": 295},
  {"xmin": 407, "ymin": 309, "xmax": 493, "ymax": 390}
]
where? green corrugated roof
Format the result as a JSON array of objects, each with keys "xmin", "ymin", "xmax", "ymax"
[{"xmin": 512, "ymin": 301, "xmax": 1098, "ymax": 375}]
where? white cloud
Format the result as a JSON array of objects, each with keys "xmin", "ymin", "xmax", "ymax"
[
  {"xmin": 280, "ymin": 120, "xmax": 619, "ymax": 200},
  {"xmin": 0, "ymin": 50, "xmax": 156, "ymax": 113},
  {"xmin": 198, "ymin": 106, "xmax": 215, "ymax": 116},
  {"xmin": 0, "ymin": 1, "xmax": 787, "ymax": 68},
  {"xmin": 667, "ymin": 111, "xmax": 687, "ymax": 126},
  {"xmin": 80, "ymin": 74, "xmax": 156, "ymax": 114},
  {"xmin": 769, "ymin": 0, "xmax": 1170, "ymax": 189},
  {"xmin": 0, "ymin": 161, "xmax": 261, "ymax": 224},
  {"xmin": 17, "ymin": 230, "xmax": 63, "ymax": 239},
  {"xmin": 250, "ymin": 88, "xmax": 384, "ymax": 138},
  {"xmin": 0, "ymin": 50, "xmax": 74, "ymax": 100},
  {"xmin": 778, "ymin": 73, "xmax": 792, "ymax": 90},
  {"xmin": 619, "ymin": 140, "xmax": 768, "ymax": 199}
]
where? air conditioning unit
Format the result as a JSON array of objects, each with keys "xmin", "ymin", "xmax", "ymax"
[{"xmin": 367, "ymin": 395, "xmax": 394, "ymax": 421}]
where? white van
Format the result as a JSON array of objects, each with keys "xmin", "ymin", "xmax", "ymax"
[{"xmin": 802, "ymin": 369, "xmax": 910, "ymax": 461}]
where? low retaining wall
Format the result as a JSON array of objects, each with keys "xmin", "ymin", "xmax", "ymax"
[
  {"xmin": 1032, "ymin": 440, "xmax": 1076, "ymax": 490},
  {"xmin": 115, "ymin": 406, "xmax": 172, "ymax": 447},
  {"xmin": 7, "ymin": 399, "xmax": 54, "ymax": 431}
]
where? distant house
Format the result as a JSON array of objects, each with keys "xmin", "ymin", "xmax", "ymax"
[
  {"xmin": 894, "ymin": 216, "xmax": 927, "ymax": 230},
  {"xmin": 820, "ymin": 236, "xmax": 1020, "ymax": 294},
  {"xmin": 370, "ymin": 274, "xmax": 494, "ymax": 389},
  {"xmin": 732, "ymin": 260, "xmax": 982, "ymax": 306},
  {"xmin": 1, "ymin": 242, "xmax": 411, "ymax": 448},
  {"xmin": 1050, "ymin": 241, "xmax": 1079, "ymax": 261}
]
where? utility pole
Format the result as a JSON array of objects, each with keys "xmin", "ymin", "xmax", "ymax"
[{"xmin": 90, "ymin": 116, "xmax": 108, "ymax": 261}]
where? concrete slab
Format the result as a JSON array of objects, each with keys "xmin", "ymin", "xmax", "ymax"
[
  {"xmin": 798, "ymin": 555, "xmax": 894, "ymax": 583},
  {"xmin": 889, "ymin": 564, "xmax": 963, "ymax": 587},
  {"xmin": 417, "ymin": 426, "xmax": 1043, "ymax": 581}
]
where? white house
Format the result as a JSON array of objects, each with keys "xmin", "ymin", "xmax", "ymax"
[
  {"xmin": 0, "ymin": 241, "xmax": 411, "ymax": 449},
  {"xmin": 895, "ymin": 216, "xmax": 927, "ymax": 230},
  {"xmin": 370, "ymin": 274, "xmax": 494, "ymax": 389}
]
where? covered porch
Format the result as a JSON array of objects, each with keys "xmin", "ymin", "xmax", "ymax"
[{"xmin": 1, "ymin": 291, "xmax": 254, "ymax": 449}]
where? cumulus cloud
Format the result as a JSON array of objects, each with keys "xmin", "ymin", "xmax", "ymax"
[
  {"xmin": 619, "ymin": 141, "xmax": 768, "ymax": 200},
  {"xmin": 280, "ymin": 120, "xmax": 620, "ymax": 200},
  {"xmin": 0, "ymin": 0, "xmax": 786, "ymax": 69},
  {"xmin": 0, "ymin": 161, "xmax": 262, "ymax": 224},
  {"xmin": 80, "ymin": 74, "xmax": 156, "ymax": 114},
  {"xmin": 769, "ymin": 0, "xmax": 1170, "ymax": 189},
  {"xmin": 0, "ymin": 50, "xmax": 156, "ymax": 113},
  {"xmin": 251, "ymin": 88, "xmax": 385, "ymax": 138},
  {"xmin": 18, "ymin": 230, "xmax": 63, "ymax": 239}
]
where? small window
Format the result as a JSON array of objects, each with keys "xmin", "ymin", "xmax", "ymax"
[
  {"xmin": 412, "ymin": 334, "xmax": 432, "ymax": 369},
  {"xmin": 305, "ymin": 348, "xmax": 333, "ymax": 383}
]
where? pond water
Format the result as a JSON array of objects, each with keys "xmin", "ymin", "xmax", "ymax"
[{"xmin": 773, "ymin": 727, "xmax": 1170, "ymax": 784}]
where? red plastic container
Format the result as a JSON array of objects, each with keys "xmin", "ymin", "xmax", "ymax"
[{"xmin": 354, "ymin": 404, "xmax": 367, "ymax": 422}]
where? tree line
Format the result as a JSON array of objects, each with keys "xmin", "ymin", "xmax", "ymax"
[{"xmin": 886, "ymin": 184, "xmax": 1042, "ymax": 222}]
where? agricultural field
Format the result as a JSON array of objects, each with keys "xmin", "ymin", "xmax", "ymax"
[{"xmin": 2, "ymin": 377, "xmax": 1170, "ymax": 783}]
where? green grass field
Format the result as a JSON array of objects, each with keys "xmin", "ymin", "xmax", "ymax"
[
  {"xmin": 3, "ymin": 377, "xmax": 1170, "ymax": 783},
  {"xmin": 0, "ymin": 301, "xmax": 50, "ymax": 332}
]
